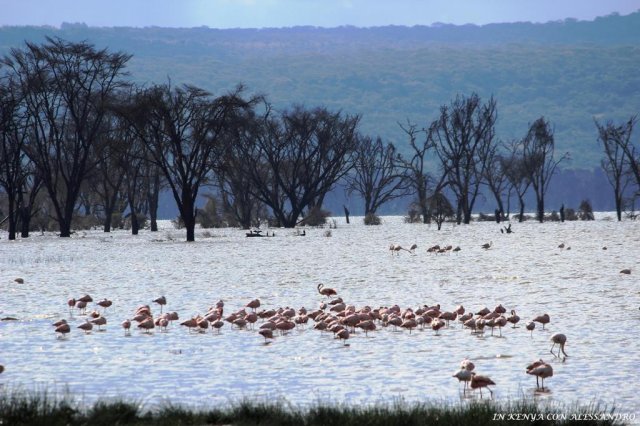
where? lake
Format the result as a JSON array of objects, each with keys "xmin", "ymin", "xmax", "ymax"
[{"xmin": 0, "ymin": 215, "xmax": 638, "ymax": 418}]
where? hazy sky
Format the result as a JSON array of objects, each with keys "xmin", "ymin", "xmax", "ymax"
[{"xmin": 1, "ymin": 0, "xmax": 639, "ymax": 28}]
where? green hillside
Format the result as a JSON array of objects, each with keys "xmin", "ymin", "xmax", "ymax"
[{"xmin": 1, "ymin": 12, "xmax": 639, "ymax": 169}]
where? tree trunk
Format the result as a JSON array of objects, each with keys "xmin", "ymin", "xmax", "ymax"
[
  {"xmin": 148, "ymin": 172, "xmax": 160, "ymax": 232},
  {"xmin": 518, "ymin": 196, "xmax": 525, "ymax": 223},
  {"xmin": 615, "ymin": 195, "xmax": 622, "ymax": 221},
  {"xmin": 19, "ymin": 206, "xmax": 31, "ymax": 238},
  {"xmin": 131, "ymin": 211, "xmax": 139, "ymax": 235},
  {"xmin": 537, "ymin": 196, "xmax": 545, "ymax": 223},
  {"xmin": 343, "ymin": 205, "xmax": 350, "ymax": 224},
  {"xmin": 7, "ymin": 197, "xmax": 16, "ymax": 240},
  {"xmin": 103, "ymin": 206, "xmax": 113, "ymax": 232}
]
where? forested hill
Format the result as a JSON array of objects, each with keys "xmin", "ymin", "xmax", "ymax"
[{"xmin": 1, "ymin": 12, "xmax": 639, "ymax": 170}]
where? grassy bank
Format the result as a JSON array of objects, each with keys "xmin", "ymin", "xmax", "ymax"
[{"xmin": 0, "ymin": 390, "xmax": 627, "ymax": 426}]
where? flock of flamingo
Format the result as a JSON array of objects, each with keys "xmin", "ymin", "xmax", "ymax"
[{"xmin": 49, "ymin": 280, "xmax": 569, "ymax": 399}]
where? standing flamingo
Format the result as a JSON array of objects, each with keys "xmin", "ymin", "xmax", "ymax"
[
  {"xmin": 507, "ymin": 310, "xmax": 520, "ymax": 328},
  {"xmin": 470, "ymin": 373, "xmax": 495, "ymax": 398},
  {"xmin": 526, "ymin": 321, "xmax": 535, "ymax": 337},
  {"xmin": 122, "ymin": 319, "xmax": 131, "ymax": 336},
  {"xmin": 317, "ymin": 284, "xmax": 337, "ymax": 298},
  {"xmin": 532, "ymin": 313, "xmax": 550, "ymax": 330},
  {"xmin": 153, "ymin": 296, "xmax": 167, "ymax": 313},
  {"xmin": 550, "ymin": 333, "xmax": 569, "ymax": 359},
  {"xmin": 526, "ymin": 359, "xmax": 553, "ymax": 390}
]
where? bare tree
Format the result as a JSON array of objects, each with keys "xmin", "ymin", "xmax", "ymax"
[
  {"xmin": 0, "ymin": 76, "xmax": 29, "ymax": 239},
  {"xmin": 240, "ymin": 104, "xmax": 360, "ymax": 228},
  {"xmin": 427, "ymin": 191, "xmax": 454, "ymax": 230},
  {"xmin": 430, "ymin": 93, "xmax": 498, "ymax": 224},
  {"xmin": 214, "ymin": 108, "xmax": 265, "ymax": 229},
  {"xmin": 522, "ymin": 117, "xmax": 569, "ymax": 223},
  {"xmin": 595, "ymin": 117, "xmax": 635, "ymax": 221},
  {"xmin": 502, "ymin": 140, "xmax": 531, "ymax": 222},
  {"xmin": 396, "ymin": 122, "xmax": 444, "ymax": 224},
  {"xmin": 346, "ymin": 135, "xmax": 408, "ymax": 222},
  {"xmin": 483, "ymin": 143, "xmax": 509, "ymax": 220},
  {"xmin": 124, "ymin": 84, "xmax": 252, "ymax": 241},
  {"xmin": 2, "ymin": 37, "xmax": 131, "ymax": 236}
]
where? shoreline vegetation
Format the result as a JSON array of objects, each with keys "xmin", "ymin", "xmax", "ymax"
[{"xmin": 0, "ymin": 390, "xmax": 626, "ymax": 425}]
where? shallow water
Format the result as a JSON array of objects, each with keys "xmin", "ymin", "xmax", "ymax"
[{"xmin": 1, "ymin": 216, "xmax": 638, "ymax": 418}]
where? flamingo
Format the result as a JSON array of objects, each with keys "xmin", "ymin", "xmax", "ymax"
[
  {"xmin": 481, "ymin": 241, "xmax": 492, "ymax": 250},
  {"xmin": 78, "ymin": 320, "xmax": 93, "ymax": 334},
  {"xmin": 122, "ymin": 319, "xmax": 131, "ymax": 336},
  {"xmin": 67, "ymin": 298, "xmax": 76, "ymax": 315},
  {"xmin": 317, "ymin": 284, "xmax": 337, "ymax": 298},
  {"xmin": 409, "ymin": 243, "xmax": 418, "ymax": 254},
  {"xmin": 526, "ymin": 359, "xmax": 553, "ymax": 390},
  {"xmin": 336, "ymin": 328, "xmax": 350, "ymax": 345},
  {"xmin": 55, "ymin": 323, "xmax": 71, "ymax": 338},
  {"xmin": 91, "ymin": 316, "xmax": 107, "ymax": 331},
  {"xmin": 470, "ymin": 373, "xmax": 495, "ymax": 398},
  {"xmin": 246, "ymin": 299, "xmax": 261, "ymax": 311},
  {"xmin": 97, "ymin": 299, "xmax": 112, "ymax": 311},
  {"xmin": 550, "ymin": 333, "xmax": 569, "ymax": 359},
  {"xmin": 153, "ymin": 296, "xmax": 167, "ymax": 313},
  {"xmin": 259, "ymin": 328, "xmax": 274, "ymax": 343},
  {"xmin": 138, "ymin": 317, "xmax": 155, "ymax": 334},
  {"xmin": 526, "ymin": 321, "xmax": 535, "ymax": 336},
  {"xmin": 533, "ymin": 313, "xmax": 550, "ymax": 330},
  {"xmin": 460, "ymin": 358, "xmax": 475, "ymax": 372},
  {"xmin": 507, "ymin": 310, "xmax": 520, "ymax": 328},
  {"xmin": 453, "ymin": 368, "xmax": 472, "ymax": 393},
  {"xmin": 78, "ymin": 294, "xmax": 93, "ymax": 303}
]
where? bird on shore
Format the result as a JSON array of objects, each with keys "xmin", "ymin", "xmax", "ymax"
[
  {"xmin": 246, "ymin": 299, "xmax": 261, "ymax": 311},
  {"xmin": 526, "ymin": 359, "xmax": 553, "ymax": 390},
  {"xmin": 317, "ymin": 283, "xmax": 337, "ymax": 298},
  {"xmin": 550, "ymin": 333, "xmax": 569, "ymax": 360},
  {"xmin": 507, "ymin": 310, "xmax": 520, "ymax": 328},
  {"xmin": 336, "ymin": 328, "xmax": 350, "ymax": 345},
  {"xmin": 409, "ymin": 243, "xmax": 418, "ymax": 254},
  {"xmin": 532, "ymin": 313, "xmax": 550, "ymax": 330},
  {"xmin": 470, "ymin": 373, "xmax": 495, "ymax": 398},
  {"xmin": 481, "ymin": 241, "xmax": 492, "ymax": 250}
]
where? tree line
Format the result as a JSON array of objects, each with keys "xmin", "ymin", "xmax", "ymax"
[{"xmin": 0, "ymin": 38, "xmax": 638, "ymax": 241}]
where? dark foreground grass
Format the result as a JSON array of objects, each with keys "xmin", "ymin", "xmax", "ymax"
[{"xmin": 0, "ymin": 390, "xmax": 629, "ymax": 426}]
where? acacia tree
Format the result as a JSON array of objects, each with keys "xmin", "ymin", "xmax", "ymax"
[
  {"xmin": 595, "ymin": 117, "xmax": 635, "ymax": 221},
  {"xmin": 483, "ymin": 143, "xmax": 509, "ymax": 220},
  {"xmin": 214, "ymin": 108, "xmax": 265, "ymax": 229},
  {"xmin": 2, "ymin": 37, "xmax": 131, "ymax": 237},
  {"xmin": 125, "ymin": 84, "xmax": 252, "ymax": 241},
  {"xmin": 502, "ymin": 140, "xmax": 531, "ymax": 222},
  {"xmin": 90, "ymin": 111, "xmax": 129, "ymax": 232},
  {"xmin": 0, "ymin": 77, "xmax": 28, "ymax": 239},
  {"xmin": 346, "ymin": 135, "xmax": 408, "ymax": 222},
  {"xmin": 522, "ymin": 117, "xmax": 569, "ymax": 223},
  {"xmin": 396, "ymin": 123, "xmax": 444, "ymax": 224},
  {"xmin": 240, "ymin": 104, "xmax": 360, "ymax": 228},
  {"xmin": 429, "ymin": 93, "xmax": 498, "ymax": 224}
]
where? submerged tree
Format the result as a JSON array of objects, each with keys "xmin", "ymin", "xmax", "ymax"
[
  {"xmin": 595, "ymin": 117, "xmax": 635, "ymax": 221},
  {"xmin": 124, "ymin": 84, "xmax": 253, "ymax": 242},
  {"xmin": 2, "ymin": 37, "xmax": 131, "ymax": 237},
  {"xmin": 502, "ymin": 140, "xmax": 531, "ymax": 222},
  {"xmin": 346, "ymin": 135, "xmax": 408, "ymax": 222},
  {"xmin": 430, "ymin": 93, "xmax": 498, "ymax": 224},
  {"xmin": 240, "ymin": 104, "xmax": 360, "ymax": 228},
  {"xmin": 427, "ymin": 191, "xmax": 454, "ymax": 230},
  {"xmin": 522, "ymin": 117, "xmax": 568, "ymax": 223}
]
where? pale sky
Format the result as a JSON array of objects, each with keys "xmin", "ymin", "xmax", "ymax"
[{"xmin": 1, "ymin": 0, "xmax": 639, "ymax": 28}]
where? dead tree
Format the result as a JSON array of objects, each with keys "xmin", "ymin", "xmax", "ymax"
[
  {"xmin": 429, "ymin": 93, "xmax": 498, "ymax": 224},
  {"xmin": 2, "ymin": 37, "xmax": 131, "ymax": 237},
  {"xmin": 240, "ymin": 104, "xmax": 360, "ymax": 228},
  {"xmin": 346, "ymin": 135, "xmax": 409, "ymax": 221},
  {"xmin": 522, "ymin": 117, "xmax": 569, "ymax": 223}
]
